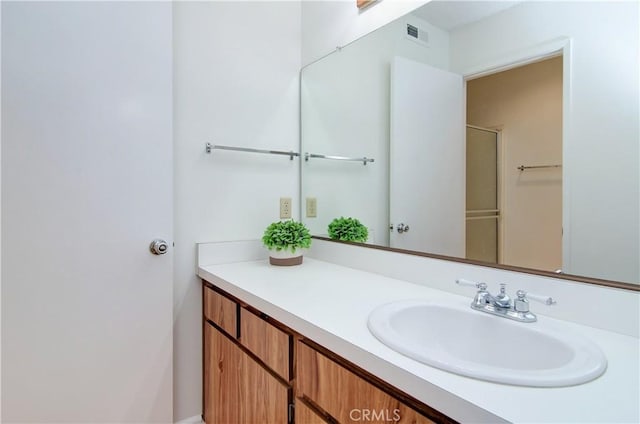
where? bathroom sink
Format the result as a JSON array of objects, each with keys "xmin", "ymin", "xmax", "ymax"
[{"xmin": 367, "ymin": 300, "xmax": 607, "ymax": 387}]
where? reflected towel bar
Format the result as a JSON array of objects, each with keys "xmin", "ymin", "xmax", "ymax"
[
  {"xmin": 205, "ymin": 143, "xmax": 299, "ymax": 160},
  {"xmin": 466, "ymin": 209, "xmax": 500, "ymax": 214},
  {"xmin": 465, "ymin": 215, "xmax": 500, "ymax": 221},
  {"xmin": 517, "ymin": 164, "xmax": 562, "ymax": 171},
  {"xmin": 305, "ymin": 152, "xmax": 374, "ymax": 165}
]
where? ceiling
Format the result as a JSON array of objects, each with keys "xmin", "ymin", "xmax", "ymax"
[{"xmin": 412, "ymin": 1, "xmax": 522, "ymax": 31}]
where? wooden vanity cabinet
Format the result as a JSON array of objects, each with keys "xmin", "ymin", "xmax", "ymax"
[
  {"xmin": 202, "ymin": 281, "xmax": 455, "ymax": 424},
  {"xmin": 203, "ymin": 323, "xmax": 289, "ymax": 424},
  {"xmin": 203, "ymin": 284, "xmax": 292, "ymax": 424},
  {"xmin": 296, "ymin": 341, "xmax": 437, "ymax": 424},
  {"xmin": 240, "ymin": 307, "xmax": 291, "ymax": 379},
  {"xmin": 294, "ymin": 399, "xmax": 329, "ymax": 423},
  {"xmin": 203, "ymin": 285, "xmax": 237, "ymax": 336}
]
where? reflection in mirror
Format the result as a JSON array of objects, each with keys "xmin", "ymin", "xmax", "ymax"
[{"xmin": 301, "ymin": 1, "xmax": 639, "ymax": 285}]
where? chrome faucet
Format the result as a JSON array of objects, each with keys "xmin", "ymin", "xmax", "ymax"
[{"xmin": 457, "ymin": 279, "xmax": 556, "ymax": 323}]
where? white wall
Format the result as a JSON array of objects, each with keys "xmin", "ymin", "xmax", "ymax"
[
  {"xmin": 172, "ymin": 2, "xmax": 301, "ymax": 421},
  {"xmin": 450, "ymin": 1, "xmax": 639, "ymax": 283},
  {"xmin": 301, "ymin": 0, "xmax": 429, "ymax": 66}
]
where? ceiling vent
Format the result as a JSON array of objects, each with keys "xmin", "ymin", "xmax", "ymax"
[{"xmin": 406, "ymin": 23, "xmax": 429, "ymax": 47}]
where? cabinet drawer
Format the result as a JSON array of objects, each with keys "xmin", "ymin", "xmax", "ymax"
[
  {"xmin": 240, "ymin": 307, "xmax": 290, "ymax": 380},
  {"xmin": 297, "ymin": 341, "xmax": 435, "ymax": 424},
  {"xmin": 203, "ymin": 285, "xmax": 237, "ymax": 337}
]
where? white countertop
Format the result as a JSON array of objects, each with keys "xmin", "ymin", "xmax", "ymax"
[{"xmin": 198, "ymin": 258, "xmax": 640, "ymax": 424}]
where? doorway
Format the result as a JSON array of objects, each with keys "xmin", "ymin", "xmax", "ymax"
[{"xmin": 465, "ymin": 55, "xmax": 563, "ymax": 272}]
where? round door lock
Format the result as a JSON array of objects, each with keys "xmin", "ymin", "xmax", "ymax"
[
  {"xmin": 149, "ymin": 239, "xmax": 169, "ymax": 255},
  {"xmin": 397, "ymin": 223, "xmax": 410, "ymax": 234}
]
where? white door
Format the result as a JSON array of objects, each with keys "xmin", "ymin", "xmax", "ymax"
[
  {"xmin": 2, "ymin": 2, "xmax": 173, "ymax": 422},
  {"xmin": 389, "ymin": 57, "xmax": 465, "ymax": 256}
]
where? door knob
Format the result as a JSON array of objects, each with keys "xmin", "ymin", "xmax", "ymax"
[
  {"xmin": 149, "ymin": 239, "xmax": 169, "ymax": 255},
  {"xmin": 397, "ymin": 223, "xmax": 410, "ymax": 234}
]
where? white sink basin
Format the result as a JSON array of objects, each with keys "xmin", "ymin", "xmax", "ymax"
[{"xmin": 367, "ymin": 300, "xmax": 607, "ymax": 387}]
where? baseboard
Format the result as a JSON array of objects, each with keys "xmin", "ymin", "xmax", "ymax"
[{"xmin": 175, "ymin": 414, "xmax": 203, "ymax": 424}]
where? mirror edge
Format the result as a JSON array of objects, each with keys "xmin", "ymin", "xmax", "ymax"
[{"xmin": 312, "ymin": 236, "xmax": 640, "ymax": 292}]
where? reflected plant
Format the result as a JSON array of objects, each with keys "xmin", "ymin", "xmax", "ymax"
[{"xmin": 328, "ymin": 217, "xmax": 368, "ymax": 243}]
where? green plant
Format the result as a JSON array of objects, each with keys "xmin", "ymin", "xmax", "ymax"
[
  {"xmin": 262, "ymin": 220, "xmax": 312, "ymax": 253},
  {"xmin": 327, "ymin": 217, "xmax": 368, "ymax": 243}
]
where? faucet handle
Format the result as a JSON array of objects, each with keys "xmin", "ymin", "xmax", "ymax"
[
  {"xmin": 456, "ymin": 278, "xmax": 487, "ymax": 290},
  {"xmin": 521, "ymin": 290, "xmax": 556, "ymax": 306},
  {"xmin": 516, "ymin": 290, "xmax": 557, "ymax": 306}
]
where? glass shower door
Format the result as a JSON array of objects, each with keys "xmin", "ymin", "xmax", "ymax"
[{"xmin": 466, "ymin": 126, "xmax": 500, "ymax": 263}]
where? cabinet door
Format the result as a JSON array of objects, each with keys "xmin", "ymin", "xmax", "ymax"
[
  {"xmin": 297, "ymin": 341, "xmax": 435, "ymax": 424},
  {"xmin": 295, "ymin": 400, "xmax": 328, "ymax": 424},
  {"xmin": 204, "ymin": 323, "xmax": 289, "ymax": 424}
]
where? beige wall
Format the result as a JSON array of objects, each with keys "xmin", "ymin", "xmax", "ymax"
[{"xmin": 467, "ymin": 56, "xmax": 563, "ymax": 272}]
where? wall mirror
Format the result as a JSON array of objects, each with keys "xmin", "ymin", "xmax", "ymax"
[{"xmin": 300, "ymin": 0, "xmax": 639, "ymax": 287}]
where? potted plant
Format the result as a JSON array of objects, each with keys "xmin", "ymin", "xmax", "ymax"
[
  {"xmin": 327, "ymin": 217, "xmax": 368, "ymax": 243},
  {"xmin": 262, "ymin": 219, "xmax": 312, "ymax": 266}
]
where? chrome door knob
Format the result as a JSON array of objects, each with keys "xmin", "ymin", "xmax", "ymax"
[
  {"xmin": 149, "ymin": 239, "xmax": 169, "ymax": 255},
  {"xmin": 397, "ymin": 223, "xmax": 409, "ymax": 234}
]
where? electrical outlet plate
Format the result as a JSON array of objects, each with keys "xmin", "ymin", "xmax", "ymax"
[
  {"xmin": 280, "ymin": 197, "xmax": 292, "ymax": 219},
  {"xmin": 306, "ymin": 197, "xmax": 317, "ymax": 218}
]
